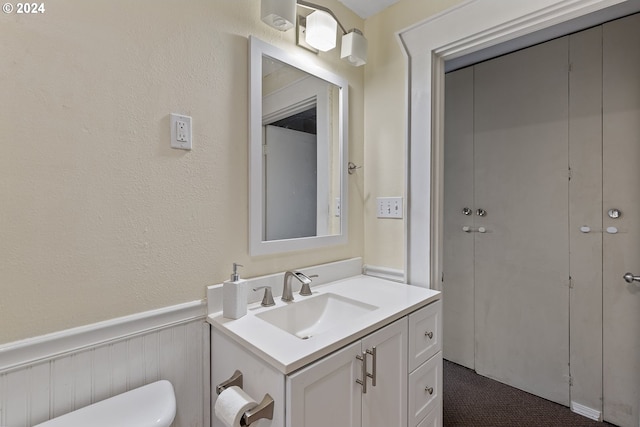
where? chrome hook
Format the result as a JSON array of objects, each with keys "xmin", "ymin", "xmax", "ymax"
[{"xmin": 348, "ymin": 162, "xmax": 362, "ymax": 175}]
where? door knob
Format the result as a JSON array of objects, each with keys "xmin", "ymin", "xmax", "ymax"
[
  {"xmin": 623, "ymin": 272, "xmax": 640, "ymax": 283},
  {"xmin": 476, "ymin": 209, "xmax": 487, "ymax": 217},
  {"xmin": 462, "ymin": 207, "xmax": 472, "ymax": 216},
  {"xmin": 608, "ymin": 209, "xmax": 622, "ymax": 219}
]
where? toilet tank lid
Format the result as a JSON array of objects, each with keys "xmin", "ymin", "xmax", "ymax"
[{"xmin": 33, "ymin": 380, "xmax": 176, "ymax": 427}]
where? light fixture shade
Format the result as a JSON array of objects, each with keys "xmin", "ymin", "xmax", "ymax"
[
  {"xmin": 305, "ymin": 10, "xmax": 337, "ymax": 52},
  {"xmin": 341, "ymin": 30, "xmax": 368, "ymax": 66},
  {"xmin": 261, "ymin": 0, "xmax": 296, "ymax": 31}
]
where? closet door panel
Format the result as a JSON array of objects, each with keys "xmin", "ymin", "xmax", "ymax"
[
  {"xmin": 443, "ymin": 67, "xmax": 475, "ymax": 369},
  {"xmin": 568, "ymin": 26, "xmax": 604, "ymax": 414},
  {"xmin": 602, "ymin": 14, "xmax": 640, "ymax": 427},
  {"xmin": 473, "ymin": 37, "xmax": 570, "ymax": 405}
]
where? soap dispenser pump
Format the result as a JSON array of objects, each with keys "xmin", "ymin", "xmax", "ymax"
[{"xmin": 223, "ymin": 263, "xmax": 248, "ymax": 319}]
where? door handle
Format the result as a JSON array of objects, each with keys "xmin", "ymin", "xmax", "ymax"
[
  {"xmin": 623, "ymin": 272, "xmax": 640, "ymax": 283},
  {"xmin": 356, "ymin": 351, "xmax": 367, "ymax": 394},
  {"xmin": 366, "ymin": 347, "xmax": 377, "ymax": 387},
  {"xmin": 608, "ymin": 208, "xmax": 622, "ymax": 219}
]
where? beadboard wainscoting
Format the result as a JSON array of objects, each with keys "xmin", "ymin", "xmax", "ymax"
[{"xmin": 0, "ymin": 301, "xmax": 210, "ymax": 427}]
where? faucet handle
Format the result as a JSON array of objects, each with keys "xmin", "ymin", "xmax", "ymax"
[
  {"xmin": 299, "ymin": 275, "xmax": 319, "ymax": 296},
  {"xmin": 253, "ymin": 286, "xmax": 275, "ymax": 307}
]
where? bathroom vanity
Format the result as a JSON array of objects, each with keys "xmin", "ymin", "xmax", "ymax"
[{"xmin": 208, "ymin": 271, "xmax": 442, "ymax": 427}]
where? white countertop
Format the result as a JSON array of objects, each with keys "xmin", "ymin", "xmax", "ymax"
[{"xmin": 207, "ymin": 275, "xmax": 440, "ymax": 374}]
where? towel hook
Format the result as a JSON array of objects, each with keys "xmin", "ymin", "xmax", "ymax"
[{"xmin": 348, "ymin": 162, "xmax": 362, "ymax": 175}]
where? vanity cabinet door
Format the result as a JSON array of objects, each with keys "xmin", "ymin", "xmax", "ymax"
[
  {"xmin": 362, "ymin": 317, "xmax": 408, "ymax": 427},
  {"xmin": 286, "ymin": 341, "xmax": 362, "ymax": 427}
]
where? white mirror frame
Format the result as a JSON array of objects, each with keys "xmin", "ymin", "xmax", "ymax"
[{"xmin": 249, "ymin": 36, "xmax": 349, "ymax": 256}]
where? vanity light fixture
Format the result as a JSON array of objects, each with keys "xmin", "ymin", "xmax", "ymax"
[
  {"xmin": 297, "ymin": 0, "xmax": 367, "ymax": 66},
  {"xmin": 305, "ymin": 10, "xmax": 337, "ymax": 52},
  {"xmin": 261, "ymin": 0, "xmax": 367, "ymax": 66},
  {"xmin": 261, "ymin": 0, "xmax": 296, "ymax": 31},
  {"xmin": 341, "ymin": 29, "xmax": 367, "ymax": 66}
]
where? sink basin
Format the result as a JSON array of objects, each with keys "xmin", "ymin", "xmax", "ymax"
[{"xmin": 256, "ymin": 293, "xmax": 378, "ymax": 339}]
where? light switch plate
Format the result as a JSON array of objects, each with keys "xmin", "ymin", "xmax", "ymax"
[
  {"xmin": 170, "ymin": 113, "xmax": 192, "ymax": 150},
  {"xmin": 377, "ymin": 197, "xmax": 403, "ymax": 219}
]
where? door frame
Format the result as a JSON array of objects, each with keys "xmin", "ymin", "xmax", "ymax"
[{"xmin": 397, "ymin": 0, "xmax": 633, "ymax": 289}]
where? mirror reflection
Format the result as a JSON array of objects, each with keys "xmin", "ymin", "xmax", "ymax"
[
  {"xmin": 249, "ymin": 36, "xmax": 348, "ymax": 256},
  {"xmin": 262, "ymin": 55, "xmax": 341, "ymax": 241}
]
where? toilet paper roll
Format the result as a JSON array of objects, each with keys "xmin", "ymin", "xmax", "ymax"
[{"xmin": 214, "ymin": 386, "xmax": 258, "ymax": 427}]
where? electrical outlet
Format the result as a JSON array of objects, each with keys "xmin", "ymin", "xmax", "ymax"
[
  {"xmin": 170, "ymin": 113, "xmax": 192, "ymax": 150},
  {"xmin": 377, "ymin": 197, "xmax": 403, "ymax": 219},
  {"xmin": 176, "ymin": 120, "xmax": 188, "ymax": 142}
]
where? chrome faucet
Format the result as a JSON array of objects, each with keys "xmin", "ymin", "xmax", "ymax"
[{"xmin": 282, "ymin": 270, "xmax": 312, "ymax": 302}]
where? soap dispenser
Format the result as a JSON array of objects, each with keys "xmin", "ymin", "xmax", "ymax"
[{"xmin": 223, "ymin": 263, "xmax": 248, "ymax": 319}]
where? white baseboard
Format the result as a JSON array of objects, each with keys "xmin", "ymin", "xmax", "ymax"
[
  {"xmin": 571, "ymin": 401, "xmax": 602, "ymax": 421},
  {"xmin": 0, "ymin": 299, "xmax": 206, "ymax": 373},
  {"xmin": 363, "ymin": 264, "xmax": 406, "ymax": 283}
]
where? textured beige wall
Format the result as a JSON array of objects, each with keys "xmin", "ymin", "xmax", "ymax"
[
  {"xmin": 363, "ymin": 0, "xmax": 465, "ymax": 270},
  {"xmin": 0, "ymin": 0, "xmax": 364, "ymax": 344}
]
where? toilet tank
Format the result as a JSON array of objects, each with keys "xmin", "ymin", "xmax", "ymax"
[{"xmin": 33, "ymin": 380, "xmax": 176, "ymax": 427}]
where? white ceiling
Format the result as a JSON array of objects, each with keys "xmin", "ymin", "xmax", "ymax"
[{"xmin": 338, "ymin": 0, "xmax": 401, "ymax": 19}]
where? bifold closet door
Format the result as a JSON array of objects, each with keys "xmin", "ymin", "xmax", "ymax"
[
  {"xmin": 602, "ymin": 14, "xmax": 640, "ymax": 427},
  {"xmin": 567, "ymin": 26, "xmax": 604, "ymax": 415},
  {"xmin": 473, "ymin": 37, "xmax": 570, "ymax": 405},
  {"xmin": 442, "ymin": 66, "xmax": 475, "ymax": 369}
]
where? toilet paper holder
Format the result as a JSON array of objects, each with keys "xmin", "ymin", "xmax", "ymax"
[{"xmin": 216, "ymin": 370, "xmax": 275, "ymax": 426}]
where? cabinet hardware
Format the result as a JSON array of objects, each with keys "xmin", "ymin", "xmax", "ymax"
[
  {"xmin": 356, "ymin": 352, "xmax": 368, "ymax": 394},
  {"xmin": 623, "ymin": 272, "xmax": 640, "ymax": 283},
  {"xmin": 425, "ymin": 331, "xmax": 433, "ymax": 339},
  {"xmin": 425, "ymin": 386, "xmax": 434, "ymax": 395},
  {"xmin": 462, "ymin": 207, "xmax": 472, "ymax": 216},
  {"xmin": 366, "ymin": 347, "xmax": 377, "ymax": 387},
  {"xmin": 608, "ymin": 208, "xmax": 622, "ymax": 219},
  {"xmin": 476, "ymin": 208, "xmax": 487, "ymax": 217}
]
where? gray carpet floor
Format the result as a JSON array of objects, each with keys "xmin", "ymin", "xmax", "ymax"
[{"xmin": 443, "ymin": 360, "xmax": 615, "ymax": 427}]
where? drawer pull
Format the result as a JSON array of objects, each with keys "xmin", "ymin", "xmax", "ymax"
[
  {"xmin": 425, "ymin": 386, "xmax": 434, "ymax": 395},
  {"xmin": 366, "ymin": 346, "xmax": 377, "ymax": 387},
  {"xmin": 425, "ymin": 331, "xmax": 433, "ymax": 339},
  {"xmin": 356, "ymin": 352, "xmax": 368, "ymax": 394}
]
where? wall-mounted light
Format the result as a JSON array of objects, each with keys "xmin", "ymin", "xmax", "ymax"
[
  {"xmin": 261, "ymin": 0, "xmax": 296, "ymax": 31},
  {"xmin": 341, "ymin": 29, "xmax": 367, "ymax": 66},
  {"xmin": 260, "ymin": 0, "xmax": 368, "ymax": 66},
  {"xmin": 305, "ymin": 10, "xmax": 337, "ymax": 52}
]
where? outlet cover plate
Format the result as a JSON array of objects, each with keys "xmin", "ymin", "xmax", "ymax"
[{"xmin": 170, "ymin": 113, "xmax": 192, "ymax": 150}]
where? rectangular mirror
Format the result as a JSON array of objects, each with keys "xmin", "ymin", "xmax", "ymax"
[{"xmin": 249, "ymin": 36, "xmax": 348, "ymax": 255}]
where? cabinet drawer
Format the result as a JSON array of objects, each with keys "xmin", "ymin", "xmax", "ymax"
[
  {"xmin": 416, "ymin": 402, "xmax": 441, "ymax": 427},
  {"xmin": 408, "ymin": 300, "xmax": 442, "ymax": 371},
  {"xmin": 409, "ymin": 352, "xmax": 442, "ymax": 427}
]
